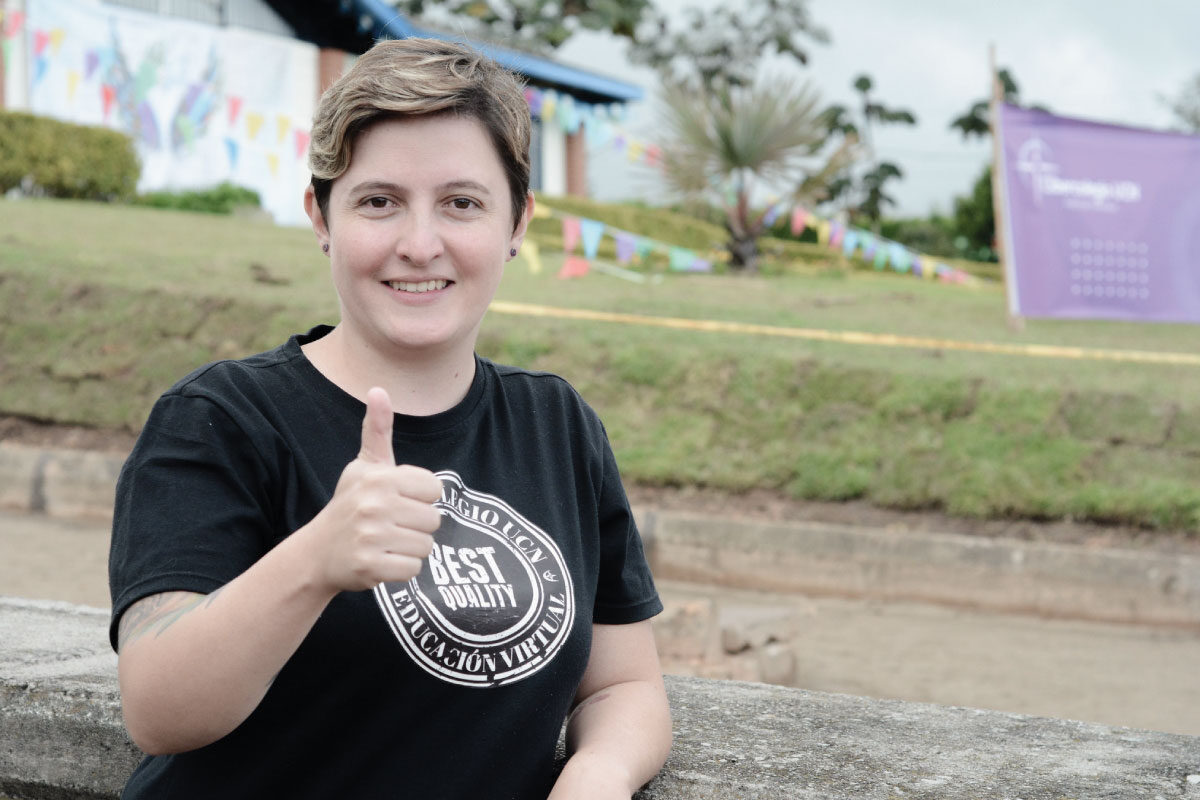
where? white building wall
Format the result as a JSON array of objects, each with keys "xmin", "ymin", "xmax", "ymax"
[
  {"xmin": 541, "ymin": 122, "xmax": 566, "ymax": 197},
  {"xmin": 2, "ymin": 0, "xmax": 31, "ymax": 109},
  {"xmin": 22, "ymin": 0, "xmax": 316, "ymax": 225}
]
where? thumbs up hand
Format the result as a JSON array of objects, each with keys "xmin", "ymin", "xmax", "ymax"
[{"xmin": 311, "ymin": 387, "xmax": 443, "ymax": 593}]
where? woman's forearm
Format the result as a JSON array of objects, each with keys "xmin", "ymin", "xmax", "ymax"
[
  {"xmin": 550, "ymin": 677, "xmax": 673, "ymax": 798},
  {"xmin": 116, "ymin": 523, "xmax": 337, "ymax": 754}
]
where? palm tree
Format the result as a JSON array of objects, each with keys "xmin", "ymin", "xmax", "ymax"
[{"xmin": 659, "ymin": 76, "xmax": 855, "ymax": 272}]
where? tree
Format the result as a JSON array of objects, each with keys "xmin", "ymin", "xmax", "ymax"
[
  {"xmin": 952, "ymin": 165, "xmax": 996, "ymax": 262},
  {"xmin": 628, "ymin": 0, "xmax": 830, "ymax": 91},
  {"xmin": 1165, "ymin": 74, "xmax": 1200, "ymax": 133},
  {"xmin": 819, "ymin": 73, "xmax": 916, "ymax": 226},
  {"xmin": 385, "ymin": 0, "xmax": 652, "ymax": 49},
  {"xmin": 658, "ymin": 77, "xmax": 855, "ymax": 273},
  {"xmin": 945, "ymin": 69, "xmax": 1041, "ymax": 261},
  {"xmin": 633, "ymin": 0, "xmax": 850, "ymax": 272},
  {"xmin": 948, "ymin": 68, "xmax": 1019, "ymax": 140}
]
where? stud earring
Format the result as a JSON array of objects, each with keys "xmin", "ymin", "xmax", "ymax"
[
  {"xmin": 509, "ymin": 248, "xmax": 517, "ymax": 257},
  {"xmin": 322, "ymin": 243, "xmax": 330, "ymax": 254}
]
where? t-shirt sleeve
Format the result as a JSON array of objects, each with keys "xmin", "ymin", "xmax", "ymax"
[
  {"xmin": 592, "ymin": 434, "xmax": 663, "ymax": 625},
  {"xmin": 108, "ymin": 391, "xmax": 276, "ymax": 650}
]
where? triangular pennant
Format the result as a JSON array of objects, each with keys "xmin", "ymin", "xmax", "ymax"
[
  {"xmin": 790, "ymin": 206, "xmax": 808, "ymax": 236},
  {"xmin": 225, "ymin": 137, "xmax": 239, "ymax": 169},
  {"xmin": 520, "ymin": 239, "xmax": 542, "ymax": 275},
  {"xmin": 615, "ymin": 232, "xmax": 638, "ymax": 264},
  {"xmin": 4, "ymin": 10, "xmax": 25, "ymax": 38},
  {"xmin": 557, "ymin": 255, "xmax": 590, "ymax": 279},
  {"xmin": 67, "ymin": 70, "xmax": 81, "ymax": 102},
  {"xmin": 579, "ymin": 218, "xmax": 605, "ymax": 260},
  {"xmin": 33, "ymin": 29, "xmax": 49, "ymax": 57},
  {"xmin": 267, "ymin": 153, "xmax": 279, "ymax": 175},
  {"xmin": 762, "ymin": 201, "xmax": 783, "ymax": 228},
  {"xmin": 227, "ymin": 96, "xmax": 243, "ymax": 125},
  {"xmin": 829, "ymin": 222, "xmax": 845, "ymax": 249},
  {"xmin": 873, "ymin": 247, "xmax": 888, "ymax": 269},
  {"xmin": 276, "ymin": 115, "xmax": 291, "ymax": 144},
  {"xmin": 562, "ymin": 217, "xmax": 581, "ymax": 253},
  {"xmin": 816, "ymin": 220, "xmax": 831, "ymax": 246},
  {"xmin": 32, "ymin": 56, "xmax": 47, "ymax": 85},
  {"xmin": 84, "ymin": 49, "xmax": 98, "ymax": 79},
  {"xmin": 245, "ymin": 112, "xmax": 264, "ymax": 140},
  {"xmin": 100, "ymin": 84, "xmax": 116, "ymax": 118},
  {"xmin": 49, "ymin": 28, "xmax": 64, "ymax": 55},
  {"xmin": 842, "ymin": 231, "xmax": 859, "ymax": 257},
  {"xmin": 294, "ymin": 129, "xmax": 310, "ymax": 160},
  {"xmin": 669, "ymin": 247, "xmax": 696, "ymax": 271}
]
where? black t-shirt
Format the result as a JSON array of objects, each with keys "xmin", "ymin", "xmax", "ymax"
[{"xmin": 108, "ymin": 325, "xmax": 662, "ymax": 799}]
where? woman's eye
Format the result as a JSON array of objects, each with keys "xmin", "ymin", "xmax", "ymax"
[
  {"xmin": 451, "ymin": 198, "xmax": 476, "ymax": 210},
  {"xmin": 366, "ymin": 196, "xmax": 391, "ymax": 209}
]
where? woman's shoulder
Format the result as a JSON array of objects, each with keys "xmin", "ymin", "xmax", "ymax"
[{"xmin": 166, "ymin": 329, "xmax": 318, "ymax": 401}]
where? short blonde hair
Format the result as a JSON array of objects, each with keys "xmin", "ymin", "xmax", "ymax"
[{"xmin": 309, "ymin": 38, "xmax": 531, "ymax": 230}]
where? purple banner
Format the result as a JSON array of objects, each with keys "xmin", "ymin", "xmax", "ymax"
[{"xmin": 998, "ymin": 103, "xmax": 1200, "ymax": 323}]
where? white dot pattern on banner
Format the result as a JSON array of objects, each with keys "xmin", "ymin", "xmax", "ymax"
[{"xmin": 1067, "ymin": 238, "xmax": 1151, "ymax": 301}]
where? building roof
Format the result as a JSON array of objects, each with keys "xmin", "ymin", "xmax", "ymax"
[{"xmin": 264, "ymin": 0, "xmax": 644, "ymax": 105}]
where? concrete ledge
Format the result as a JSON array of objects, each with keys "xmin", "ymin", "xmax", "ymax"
[
  {"xmin": 641, "ymin": 511, "xmax": 1200, "ymax": 627},
  {"xmin": 2, "ymin": 597, "xmax": 1199, "ymax": 799},
  {"xmin": 0, "ymin": 445, "xmax": 123, "ymax": 521}
]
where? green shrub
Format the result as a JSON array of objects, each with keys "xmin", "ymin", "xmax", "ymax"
[
  {"xmin": 133, "ymin": 182, "xmax": 262, "ymax": 215},
  {"xmin": 0, "ymin": 110, "xmax": 139, "ymax": 200}
]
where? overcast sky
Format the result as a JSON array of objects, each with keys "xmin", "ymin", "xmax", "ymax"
[{"xmin": 555, "ymin": 0, "xmax": 1200, "ymax": 217}]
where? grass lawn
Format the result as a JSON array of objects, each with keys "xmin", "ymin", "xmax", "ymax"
[{"xmin": 4, "ymin": 197, "xmax": 1200, "ymax": 531}]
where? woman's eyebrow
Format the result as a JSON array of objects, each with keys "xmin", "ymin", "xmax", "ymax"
[
  {"xmin": 345, "ymin": 180, "xmax": 493, "ymax": 196},
  {"xmin": 438, "ymin": 180, "xmax": 492, "ymax": 196}
]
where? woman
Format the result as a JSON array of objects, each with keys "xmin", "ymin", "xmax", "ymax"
[{"xmin": 108, "ymin": 37, "xmax": 671, "ymax": 798}]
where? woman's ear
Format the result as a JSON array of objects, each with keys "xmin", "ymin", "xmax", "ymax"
[
  {"xmin": 509, "ymin": 191, "xmax": 535, "ymax": 253},
  {"xmin": 304, "ymin": 184, "xmax": 330, "ymax": 243}
]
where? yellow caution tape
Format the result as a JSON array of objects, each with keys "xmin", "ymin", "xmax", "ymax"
[{"xmin": 488, "ymin": 301, "xmax": 1200, "ymax": 366}]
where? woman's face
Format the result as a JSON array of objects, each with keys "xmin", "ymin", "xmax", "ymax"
[{"xmin": 308, "ymin": 113, "xmax": 529, "ymax": 363}]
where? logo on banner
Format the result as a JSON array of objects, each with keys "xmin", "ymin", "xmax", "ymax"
[
  {"xmin": 1016, "ymin": 136, "xmax": 1141, "ymax": 212},
  {"xmin": 374, "ymin": 471, "xmax": 575, "ymax": 688}
]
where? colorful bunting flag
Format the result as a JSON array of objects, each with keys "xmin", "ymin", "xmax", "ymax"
[
  {"xmin": 558, "ymin": 255, "xmax": 590, "ymax": 279},
  {"xmin": 224, "ymin": 137, "xmax": 239, "ymax": 169},
  {"xmin": 669, "ymin": 247, "xmax": 696, "ymax": 271},
  {"xmin": 519, "ymin": 239, "xmax": 542, "ymax": 275},
  {"xmin": 562, "ymin": 217, "xmax": 581, "ymax": 253},
  {"xmin": 580, "ymin": 219, "xmax": 605, "ymax": 260},
  {"xmin": 817, "ymin": 220, "xmax": 831, "ymax": 246},
  {"xmin": 67, "ymin": 69, "xmax": 80, "ymax": 102},
  {"xmin": 227, "ymin": 96, "xmax": 243, "ymax": 125},
  {"xmin": 33, "ymin": 29, "xmax": 49, "ymax": 56},
  {"xmin": 615, "ymin": 231, "xmax": 638, "ymax": 264},
  {"xmin": 100, "ymin": 84, "xmax": 115, "ymax": 118},
  {"xmin": 842, "ymin": 230, "xmax": 859, "ymax": 257},
  {"xmin": 792, "ymin": 206, "xmax": 811, "ymax": 235},
  {"xmin": 245, "ymin": 112, "xmax": 264, "ymax": 140},
  {"xmin": 294, "ymin": 129, "xmax": 310, "ymax": 160},
  {"xmin": 267, "ymin": 153, "xmax": 279, "ymax": 176},
  {"xmin": 84, "ymin": 49, "xmax": 98, "ymax": 79},
  {"xmin": 49, "ymin": 28, "xmax": 64, "ymax": 54},
  {"xmin": 276, "ymin": 115, "xmax": 290, "ymax": 144},
  {"xmin": 829, "ymin": 222, "xmax": 845, "ymax": 249}
]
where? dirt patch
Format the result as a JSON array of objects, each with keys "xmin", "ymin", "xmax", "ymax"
[{"xmin": 4, "ymin": 414, "xmax": 1198, "ymax": 555}]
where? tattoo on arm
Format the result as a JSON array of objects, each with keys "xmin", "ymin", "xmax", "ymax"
[{"xmin": 117, "ymin": 588, "xmax": 225, "ymax": 651}]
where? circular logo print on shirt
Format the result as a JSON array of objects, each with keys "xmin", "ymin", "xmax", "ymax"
[{"xmin": 374, "ymin": 470, "xmax": 575, "ymax": 688}]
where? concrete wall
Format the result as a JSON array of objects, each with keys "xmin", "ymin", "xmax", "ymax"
[
  {"xmin": 3, "ymin": 442, "xmax": 1198, "ymax": 627},
  {"xmin": 2, "ymin": 597, "xmax": 1198, "ymax": 800}
]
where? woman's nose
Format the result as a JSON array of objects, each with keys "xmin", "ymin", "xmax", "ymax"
[{"xmin": 394, "ymin": 211, "xmax": 444, "ymax": 266}]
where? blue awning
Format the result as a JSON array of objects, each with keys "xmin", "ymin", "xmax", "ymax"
[{"xmin": 350, "ymin": 0, "xmax": 644, "ymax": 104}]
